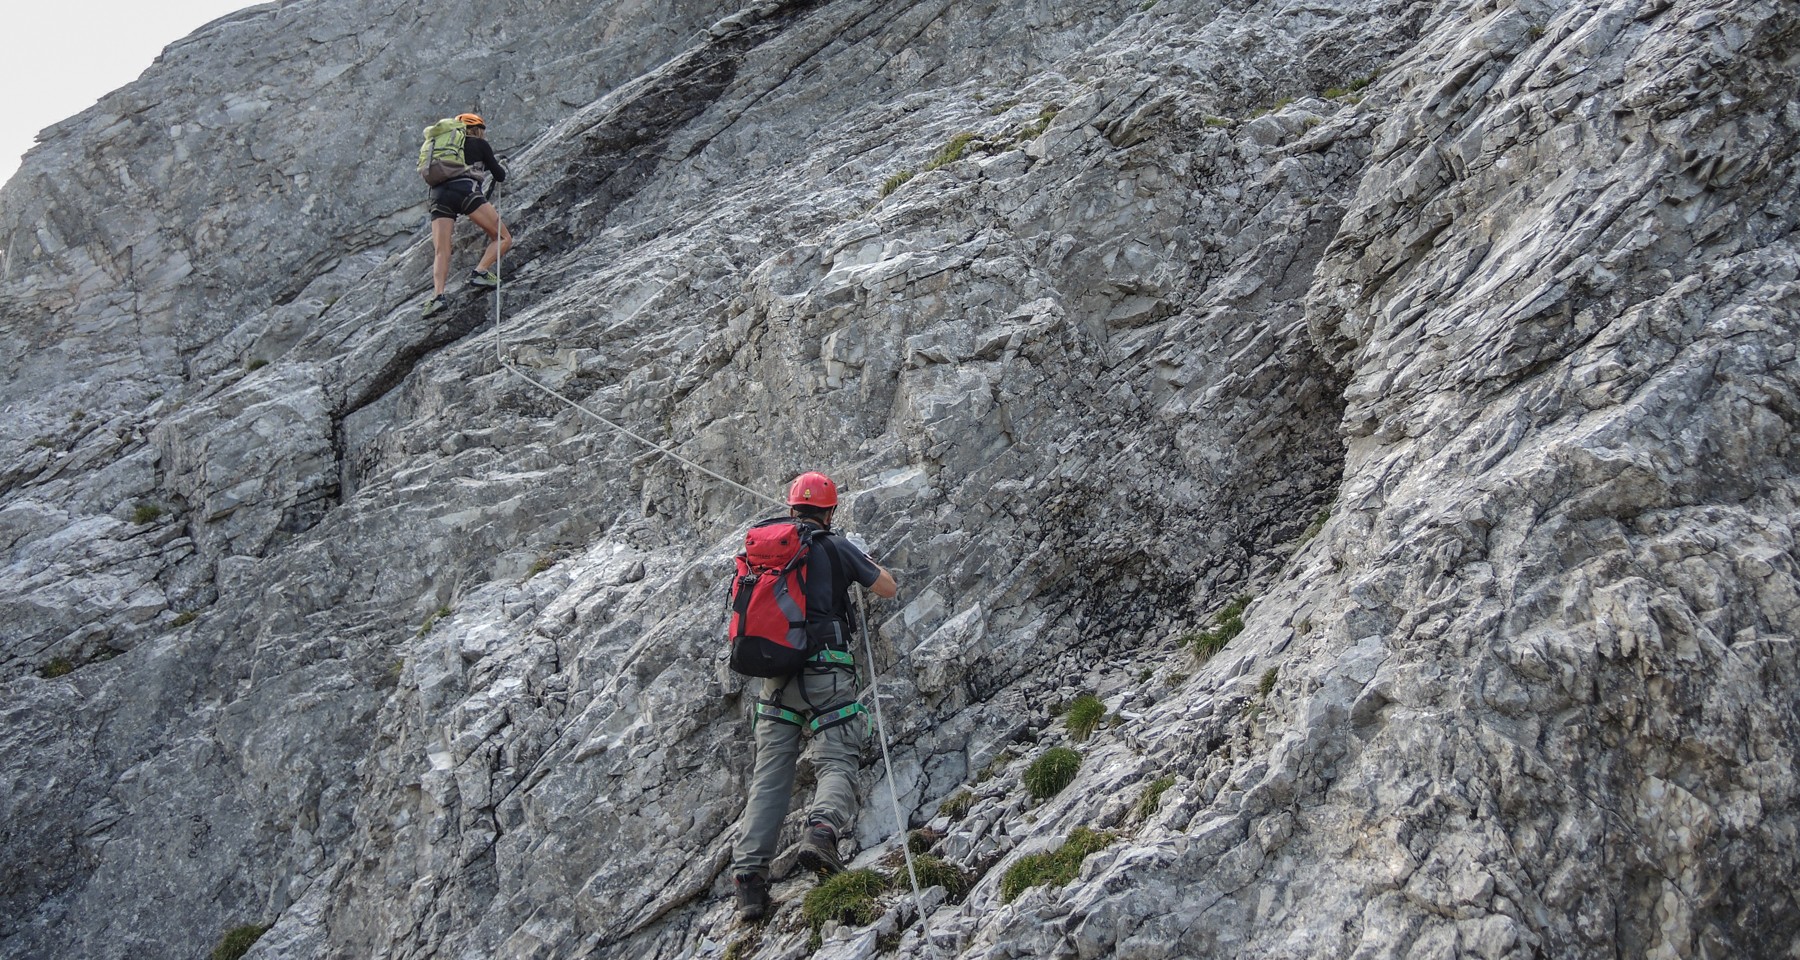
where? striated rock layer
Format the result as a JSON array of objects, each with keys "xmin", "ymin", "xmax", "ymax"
[{"xmin": 1, "ymin": 0, "xmax": 1795, "ymax": 958}]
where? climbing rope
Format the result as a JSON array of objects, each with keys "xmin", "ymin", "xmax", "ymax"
[
  {"xmin": 484, "ymin": 194, "xmax": 783, "ymax": 509},
  {"xmin": 859, "ymin": 592, "xmax": 934, "ymax": 950}
]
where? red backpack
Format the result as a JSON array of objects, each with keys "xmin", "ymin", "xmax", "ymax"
[{"xmin": 727, "ymin": 518, "xmax": 816, "ymax": 677}]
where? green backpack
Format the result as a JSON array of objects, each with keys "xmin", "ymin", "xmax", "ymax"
[{"xmin": 417, "ymin": 118, "xmax": 470, "ymax": 185}]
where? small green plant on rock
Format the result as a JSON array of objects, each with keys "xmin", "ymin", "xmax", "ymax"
[
  {"xmin": 1186, "ymin": 595, "xmax": 1253, "ymax": 660},
  {"xmin": 417, "ymin": 606, "xmax": 452, "ymax": 637},
  {"xmin": 1065, "ymin": 694, "xmax": 1106, "ymax": 742},
  {"xmin": 802, "ymin": 868, "xmax": 887, "ymax": 932},
  {"xmin": 1297, "ymin": 506, "xmax": 1331, "ymax": 545},
  {"xmin": 1000, "ymin": 827, "xmax": 1117, "ymax": 903},
  {"xmin": 171, "ymin": 611, "xmax": 199, "ymax": 628},
  {"xmin": 879, "ymin": 169, "xmax": 915, "ymax": 197},
  {"xmin": 939, "ymin": 789, "xmax": 974, "ymax": 820},
  {"xmin": 721, "ymin": 934, "xmax": 755, "ymax": 960},
  {"xmin": 526, "ymin": 555, "xmax": 554, "ymax": 579},
  {"xmin": 40, "ymin": 657, "xmax": 76, "ymax": 679},
  {"xmin": 132, "ymin": 503, "xmax": 165, "ymax": 524},
  {"xmin": 1258, "ymin": 667, "xmax": 1280, "ymax": 697},
  {"xmin": 211, "ymin": 924, "xmax": 269, "ymax": 960},
  {"xmin": 246, "ymin": 358, "xmax": 269, "ymax": 371},
  {"xmin": 1252, "ymin": 96, "xmax": 1296, "ymax": 118},
  {"xmin": 1323, "ymin": 73, "xmax": 1379, "ymax": 99},
  {"xmin": 1134, "ymin": 775, "xmax": 1176, "ymax": 821},
  {"xmin": 904, "ymin": 853, "xmax": 970, "ymax": 900},
  {"xmin": 1023, "ymin": 747, "xmax": 1082, "ymax": 800},
  {"xmin": 975, "ymin": 749, "xmax": 1015, "ymax": 783},
  {"xmin": 925, "ymin": 131, "xmax": 980, "ymax": 171},
  {"xmin": 1009, "ymin": 104, "xmax": 1062, "ymax": 145}
]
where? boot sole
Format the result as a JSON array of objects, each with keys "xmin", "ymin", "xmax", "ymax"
[{"xmin": 795, "ymin": 847, "xmax": 842, "ymax": 876}]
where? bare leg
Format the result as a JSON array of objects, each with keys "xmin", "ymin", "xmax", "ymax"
[
  {"xmin": 469, "ymin": 203, "xmax": 512, "ymax": 273},
  {"xmin": 430, "ymin": 218, "xmax": 454, "ymax": 296}
]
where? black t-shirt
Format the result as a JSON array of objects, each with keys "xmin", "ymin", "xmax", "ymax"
[
  {"xmin": 799, "ymin": 525, "xmax": 881, "ymax": 632},
  {"xmin": 459, "ymin": 136, "xmax": 507, "ymax": 184}
]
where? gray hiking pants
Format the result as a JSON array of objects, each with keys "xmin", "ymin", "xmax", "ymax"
[{"xmin": 731, "ymin": 663, "xmax": 866, "ymax": 878}]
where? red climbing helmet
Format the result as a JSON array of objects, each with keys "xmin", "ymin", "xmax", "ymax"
[{"xmin": 787, "ymin": 471, "xmax": 838, "ymax": 508}]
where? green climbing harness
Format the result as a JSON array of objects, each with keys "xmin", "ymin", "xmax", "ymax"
[{"xmin": 751, "ymin": 648, "xmax": 869, "ymax": 733}]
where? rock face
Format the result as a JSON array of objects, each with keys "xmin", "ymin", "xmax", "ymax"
[{"xmin": 1, "ymin": 0, "xmax": 1796, "ymax": 957}]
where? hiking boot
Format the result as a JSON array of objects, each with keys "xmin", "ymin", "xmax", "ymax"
[
  {"xmin": 795, "ymin": 821, "xmax": 842, "ymax": 876},
  {"xmin": 468, "ymin": 268, "xmax": 500, "ymax": 289},
  {"xmin": 733, "ymin": 873, "xmax": 770, "ymax": 922},
  {"xmin": 421, "ymin": 294, "xmax": 448, "ymax": 317}
]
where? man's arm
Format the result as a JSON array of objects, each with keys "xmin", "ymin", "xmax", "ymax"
[{"xmin": 841, "ymin": 535, "xmax": 897, "ymax": 599}]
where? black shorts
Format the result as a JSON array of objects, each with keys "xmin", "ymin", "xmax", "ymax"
[{"xmin": 429, "ymin": 179, "xmax": 489, "ymax": 220}]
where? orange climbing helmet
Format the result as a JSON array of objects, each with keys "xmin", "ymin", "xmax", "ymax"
[
  {"xmin": 787, "ymin": 471, "xmax": 838, "ymax": 508},
  {"xmin": 456, "ymin": 112, "xmax": 486, "ymax": 128}
]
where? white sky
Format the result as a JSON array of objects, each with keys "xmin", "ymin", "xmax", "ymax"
[{"xmin": 5, "ymin": 1, "xmax": 260, "ymax": 188}]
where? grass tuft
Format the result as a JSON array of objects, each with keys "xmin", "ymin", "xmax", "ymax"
[
  {"xmin": 879, "ymin": 169, "xmax": 915, "ymax": 197},
  {"xmin": 939, "ymin": 790, "xmax": 974, "ymax": 820},
  {"xmin": 1297, "ymin": 507, "xmax": 1331, "ymax": 545},
  {"xmin": 1185, "ymin": 595, "xmax": 1253, "ymax": 660},
  {"xmin": 1065, "ymin": 694, "xmax": 1105, "ymax": 742},
  {"xmin": 211, "ymin": 924, "xmax": 270, "ymax": 960},
  {"xmin": 1258, "ymin": 667, "xmax": 1279, "ymax": 697},
  {"xmin": 132, "ymin": 503, "xmax": 165, "ymax": 524},
  {"xmin": 999, "ymin": 827, "xmax": 1117, "ymax": 902},
  {"xmin": 1323, "ymin": 73, "xmax": 1379, "ymax": 99},
  {"xmin": 1023, "ymin": 747, "xmax": 1082, "ymax": 800},
  {"xmin": 902, "ymin": 853, "xmax": 970, "ymax": 900},
  {"xmin": 417, "ymin": 606, "xmax": 452, "ymax": 637},
  {"xmin": 975, "ymin": 749, "xmax": 1015, "ymax": 783},
  {"xmin": 1134, "ymin": 775, "xmax": 1176, "ymax": 821},
  {"xmin": 925, "ymin": 131, "xmax": 980, "ymax": 171},
  {"xmin": 40, "ymin": 657, "xmax": 76, "ymax": 679},
  {"xmin": 802, "ymin": 868, "xmax": 887, "ymax": 931}
]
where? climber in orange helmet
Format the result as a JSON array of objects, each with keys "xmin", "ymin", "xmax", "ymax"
[{"xmin": 419, "ymin": 112, "xmax": 511, "ymax": 316}]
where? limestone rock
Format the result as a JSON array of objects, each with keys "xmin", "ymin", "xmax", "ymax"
[{"xmin": 2, "ymin": 0, "xmax": 1797, "ymax": 957}]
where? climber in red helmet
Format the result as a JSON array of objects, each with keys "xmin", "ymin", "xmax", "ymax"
[{"xmin": 730, "ymin": 471, "xmax": 896, "ymax": 922}]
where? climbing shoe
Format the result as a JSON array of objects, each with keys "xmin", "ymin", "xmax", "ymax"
[
  {"xmin": 421, "ymin": 294, "xmax": 448, "ymax": 317},
  {"xmin": 733, "ymin": 873, "xmax": 770, "ymax": 922},
  {"xmin": 795, "ymin": 821, "xmax": 842, "ymax": 876},
  {"xmin": 468, "ymin": 268, "xmax": 500, "ymax": 289}
]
